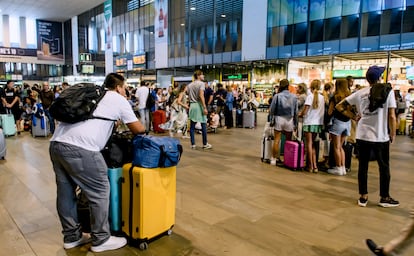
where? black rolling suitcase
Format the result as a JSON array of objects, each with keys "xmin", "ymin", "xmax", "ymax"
[{"xmin": 236, "ymin": 109, "xmax": 243, "ymax": 128}]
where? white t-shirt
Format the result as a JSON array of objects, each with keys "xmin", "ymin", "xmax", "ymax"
[
  {"xmin": 51, "ymin": 91, "xmax": 138, "ymax": 151},
  {"xmin": 303, "ymin": 93, "xmax": 325, "ymax": 126},
  {"xmin": 346, "ymin": 86, "xmax": 396, "ymax": 142},
  {"xmin": 135, "ymin": 86, "xmax": 150, "ymax": 109}
]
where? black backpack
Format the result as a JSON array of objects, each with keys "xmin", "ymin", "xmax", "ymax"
[
  {"xmin": 49, "ymin": 83, "xmax": 115, "ymax": 124},
  {"xmin": 368, "ymin": 83, "xmax": 392, "ymax": 112}
]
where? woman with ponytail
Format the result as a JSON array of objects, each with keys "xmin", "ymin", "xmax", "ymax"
[{"xmin": 299, "ymin": 79, "xmax": 325, "ymax": 173}]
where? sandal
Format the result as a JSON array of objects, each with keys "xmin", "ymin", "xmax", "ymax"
[{"xmin": 366, "ymin": 239, "xmax": 386, "ymax": 256}]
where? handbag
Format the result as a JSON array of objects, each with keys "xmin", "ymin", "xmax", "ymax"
[
  {"xmin": 101, "ymin": 131, "xmax": 134, "ymax": 168},
  {"xmin": 132, "ymin": 135, "xmax": 183, "ymax": 168}
]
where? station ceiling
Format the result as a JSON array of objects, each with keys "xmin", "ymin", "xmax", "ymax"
[{"xmin": 1, "ymin": 0, "xmax": 105, "ymax": 22}]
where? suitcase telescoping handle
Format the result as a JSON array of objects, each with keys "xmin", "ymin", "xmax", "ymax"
[{"xmin": 124, "ymin": 165, "xmax": 137, "ymax": 237}]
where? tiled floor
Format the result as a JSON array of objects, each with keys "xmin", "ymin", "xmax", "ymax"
[{"xmin": 1, "ymin": 111, "xmax": 414, "ymax": 255}]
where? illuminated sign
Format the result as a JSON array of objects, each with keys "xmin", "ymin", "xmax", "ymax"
[
  {"xmin": 222, "ymin": 74, "xmax": 248, "ymax": 81},
  {"xmin": 333, "ymin": 69, "xmax": 364, "ymax": 78}
]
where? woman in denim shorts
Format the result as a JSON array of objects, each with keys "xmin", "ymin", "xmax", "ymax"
[{"xmin": 327, "ymin": 79, "xmax": 351, "ymax": 175}]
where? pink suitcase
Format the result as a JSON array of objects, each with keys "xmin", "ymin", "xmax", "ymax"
[{"xmin": 283, "ymin": 140, "xmax": 305, "ymax": 170}]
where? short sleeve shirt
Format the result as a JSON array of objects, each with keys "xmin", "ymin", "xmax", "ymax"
[
  {"xmin": 187, "ymin": 80, "xmax": 205, "ymax": 103},
  {"xmin": 51, "ymin": 91, "xmax": 138, "ymax": 151},
  {"xmin": 346, "ymin": 86, "xmax": 396, "ymax": 142},
  {"xmin": 303, "ymin": 93, "xmax": 325, "ymax": 126}
]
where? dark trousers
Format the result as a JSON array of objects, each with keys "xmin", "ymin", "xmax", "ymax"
[
  {"xmin": 44, "ymin": 109, "xmax": 55, "ymax": 134},
  {"xmin": 224, "ymin": 106, "xmax": 233, "ymax": 128},
  {"xmin": 357, "ymin": 139, "xmax": 391, "ymax": 198}
]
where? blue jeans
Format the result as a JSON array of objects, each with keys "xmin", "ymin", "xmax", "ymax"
[
  {"xmin": 357, "ymin": 139, "xmax": 391, "ymax": 198},
  {"xmin": 190, "ymin": 120, "xmax": 207, "ymax": 146},
  {"xmin": 44, "ymin": 109, "xmax": 55, "ymax": 133},
  {"xmin": 49, "ymin": 141, "xmax": 110, "ymax": 246},
  {"xmin": 138, "ymin": 108, "xmax": 150, "ymax": 134}
]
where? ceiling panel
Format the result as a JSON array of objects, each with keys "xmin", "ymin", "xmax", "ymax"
[{"xmin": 0, "ymin": 0, "xmax": 105, "ymax": 22}]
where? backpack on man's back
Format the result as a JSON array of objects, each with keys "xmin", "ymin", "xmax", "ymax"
[{"xmin": 49, "ymin": 83, "xmax": 114, "ymax": 124}]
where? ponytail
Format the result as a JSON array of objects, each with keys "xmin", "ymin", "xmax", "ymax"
[
  {"xmin": 310, "ymin": 79, "xmax": 321, "ymax": 109},
  {"xmin": 312, "ymin": 90, "xmax": 319, "ymax": 109}
]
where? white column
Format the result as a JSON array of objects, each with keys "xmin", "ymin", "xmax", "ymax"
[
  {"xmin": 72, "ymin": 16, "xmax": 79, "ymax": 76},
  {"xmin": 19, "ymin": 17, "xmax": 27, "ymax": 48},
  {"xmin": 3, "ymin": 15, "xmax": 10, "ymax": 47},
  {"xmin": 241, "ymin": 0, "xmax": 267, "ymax": 61}
]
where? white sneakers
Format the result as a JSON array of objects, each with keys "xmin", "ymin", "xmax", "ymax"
[
  {"xmin": 63, "ymin": 233, "xmax": 92, "ymax": 249},
  {"xmin": 203, "ymin": 143, "xmax": 212, "ymax": 149},
  {"xmin": 91, "ymin": 236, "xmax": 127, "ymax": 252},
  {"xmin": 270, "ymin": 157, "xmax": 277, "ymax": 166},
  {"xmin": 64, "ymin": 234, "xmax": 127, "ymax": 252},
  {"xmin": 327, "ymin": 166, "xmax": 346, "ymax": 176}
]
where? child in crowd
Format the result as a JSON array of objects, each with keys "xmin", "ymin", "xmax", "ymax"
[{"xmin": 208, "ymin": 110, "xmax": 220, "ymax": 132}]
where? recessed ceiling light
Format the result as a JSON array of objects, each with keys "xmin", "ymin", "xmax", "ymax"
[
  {"xmin": 221, "ymin": 14, "xmax": 226, "ymax": 18},
  {"xmin": 180, "ymin": 23, "xmax": 185, "ymax": 26},
  {"xmin": 190, "ymin": 7, "xmax": 196, "ymax": 11}
]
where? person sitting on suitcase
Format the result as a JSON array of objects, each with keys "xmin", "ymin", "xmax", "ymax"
[
  {"xmin": 49, "ymin": 73, "xmax": 145, "ymax": 252},
  {"xmin": 268, "ymin": 79, "xmax": 298, "ymax": 165},
  {"xmin": 208, "ymin": 110, "xmax": 219, "ymax": 132}
]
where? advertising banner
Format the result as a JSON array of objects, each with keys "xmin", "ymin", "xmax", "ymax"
[
  {"xmin": 154, "ymin": 0, "xmax": 168, "ymax": 68},
  {"xmin": 104, "ymin": 0, "xmax": 114, "ymax": 74},
  {"xmin": 36, "ymin": 20, "xmax": 63, "ymax": 61}
]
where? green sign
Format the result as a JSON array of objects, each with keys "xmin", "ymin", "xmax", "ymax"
[
  {"xmin": 333, "ymin": 69, "xmax": 364, "ymax": 78},
  {"xmin": 228, "ymin": 74, "xmax": 242, "ymax": 80},
  {"xmin": 223, "ymin": 73, "xmax": 248, "ymax": 81}
]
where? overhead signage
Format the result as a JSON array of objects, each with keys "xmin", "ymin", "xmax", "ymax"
[
  {"xmin": 333, "ymin": 69, "xmax": 364, "ymax": 78},
  {"xmin": 115, "ymin": 54, "xmax": 147, "ymax": 73},
  {"xmin": 0, "ymin": 47, "xmax": 37, "ymax": 57},
  {"xmin": 222, "ymin": 74, "xmax": 248, "ymax": 81},
  {"xmin": 80, "ymin": 53, "xmax": 92, "ymax": 62}
]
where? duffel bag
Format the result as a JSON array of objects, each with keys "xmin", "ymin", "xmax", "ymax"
[{"xmin": 132, "ymin": 135, "xmax": 183, "ymax": 168}]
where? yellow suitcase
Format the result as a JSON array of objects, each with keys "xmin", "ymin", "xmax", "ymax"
[
  {"xmin": 121, "ymin": 163, "xmax": 176, "ymax": 250},
  {"xmin": 398, "ymin": 118, "xmax": 406, "ymax": 135}
]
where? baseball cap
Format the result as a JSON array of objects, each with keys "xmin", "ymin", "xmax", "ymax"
[{"xmin": 366, "ymin": 65, "xmax": 385, "ymax": 83}]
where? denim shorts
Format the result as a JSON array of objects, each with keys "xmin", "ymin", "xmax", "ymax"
[
  {"xmin": 329, "ymin": 118, "xmax": 351, "ymax": 136},
  {"xmin": 274, "ymin": 116, "xmax": 294, "ymax": 132}
]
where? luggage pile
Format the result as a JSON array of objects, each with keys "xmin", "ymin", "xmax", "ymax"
[{"xmin": 101, "ymin": 133, "xmax": 182, "ymax": 250}]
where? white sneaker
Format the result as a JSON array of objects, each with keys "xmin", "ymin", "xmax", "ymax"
[
  {"xmin": 340, "ymin": 166, "xmax": 347, "ymax": 175},
  {"xmin": 91, "ymin": 236, "xmax": 127, "ymax": 252},
  {"xmin": 182, "ymin": 135, "xmax": 190, "ymax": 139},
  {"xmin": 63, "ymin": 233, "xmax": 92, "ymax": 249},
  {"xmin": 203, "ymin": 143, "xmax": 212, "ymax": 149},
  {"xmin": 191, "ymin": 144, "xmax": 196, "ymax": 149},
  {"xmin": 327, "ymin": 166, "xmax": 343, "ymax": 176},
  {"xmin": 270, "ymin": 158, "xmax": 277, "ymax": 165}
]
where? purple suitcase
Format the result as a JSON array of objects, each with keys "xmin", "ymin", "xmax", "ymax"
[{"xmin": 283, "ymin": 140, "xmax": 305, "ymax": 170}]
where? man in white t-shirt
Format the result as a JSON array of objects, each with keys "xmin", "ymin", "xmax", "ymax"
[
  {"xmin": 135, "ymin": 81, "xmax": 151, "ymax": 134},
  {"xmin": 336, "ymin": 65, "xmax": 398, "ymax": 209},
  {"xmin": 50, "ymin": 73, "xmax": 145, "ymax": 252}
]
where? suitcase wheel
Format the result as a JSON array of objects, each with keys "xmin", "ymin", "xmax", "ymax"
[
  {"xmin": 167, "ymin": 229, "xmax": 173, "ymax": 236},
  {"xmin": 139, "ymin": 242, "xmax": 149, "ymax": 250}
]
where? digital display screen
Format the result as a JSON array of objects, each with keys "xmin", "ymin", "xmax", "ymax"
[
  {"xmin": 81, "ymin": 64, "xmax": 95, "ymax": 74},
  {"xmin": 407, "ymin": 66, "xmax": 414, "ymax": 80}
]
